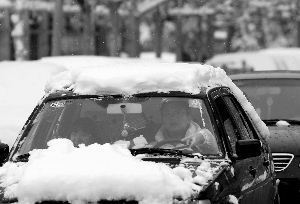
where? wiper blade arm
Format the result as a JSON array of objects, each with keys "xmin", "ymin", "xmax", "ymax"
[
  {"xmin": 130, "ymin": 148, "xmax": 201, "ymax": 158},
  {"xmin": 14, "ymin": 153, "xmax": 30, "ymax": 162}
]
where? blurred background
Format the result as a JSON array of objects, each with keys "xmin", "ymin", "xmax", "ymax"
[
  {"xmin": 1, "ymin": 0, "xmax": 300, "ymax": 73},
  {"xmin": 2, "ymin": 0, "xmax": 300, "ymax": 147}
]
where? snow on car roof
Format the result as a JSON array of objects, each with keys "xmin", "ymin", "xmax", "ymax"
[
  {"xmin": 45, "ymin": 62, "xmax": 228, "ymax": 95},
  {"xmin": 45, "ymin": 62, "xmax": 269, "ymax": 139}
]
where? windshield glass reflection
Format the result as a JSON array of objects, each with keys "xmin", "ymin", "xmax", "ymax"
[{"xmin": 18, "ymin": 97, "xmax": 221, "ymax": 156}]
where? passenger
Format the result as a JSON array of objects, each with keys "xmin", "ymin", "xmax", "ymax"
[
  {"xmin": 154, "ymin": 100, "xmax": 218, "ymax": 152},
  {"xmin": 70, "ymin": 117, "xmax": 101, "ymax": 147}
]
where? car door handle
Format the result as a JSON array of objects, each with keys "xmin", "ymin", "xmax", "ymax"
[{"xmin": 249, "ymin": 166, "xmax": 256, "ymax": 177}]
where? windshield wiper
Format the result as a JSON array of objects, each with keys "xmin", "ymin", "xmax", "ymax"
[
  {"xmin": 129, "ymin": 148, "xmax": 202, "ymax": 158},
  {"xmin": 14, "ymin": 149, "xmax": 202, "ymax": 163},
  {"xmin": 263, "ymin": 119, "xmax": 300, "ymax": 125}
]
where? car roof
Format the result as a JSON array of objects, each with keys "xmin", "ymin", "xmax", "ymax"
[
  {"xmin": 44, "ymin": 62, "xmax": 232, "ymax": 96},
  {"xmin": 229, "ymin": 70, "xmax": 300, "ymax": 80}
]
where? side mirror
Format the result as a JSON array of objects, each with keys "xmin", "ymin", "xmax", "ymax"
[
  {"xmin": 235, "ymin": 139, "xmax": 262, "ymax": 159},
  {"xmin": 0, "ymin": 143, "xmax": 9, "ymax": 166}
]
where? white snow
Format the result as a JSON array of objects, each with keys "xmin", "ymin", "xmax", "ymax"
[
  {"xmin": 41, "ymin": 53, "xmax": 176, "ymax": 69},
  {"xmin": 45, "ymin": 62, "xmax": 223, "ymax": 95},
  {"xmin": 276, "ymin": 120, "xmax": 290, "ymax": 126},
  {"xmin": 0, "ymin": 61, "xmax": 66, "ymax": 147},
  {"xmin": 214, "ymin": 182, "xmax": 219, "ymax": 190},
  {"xmin": 0, "ymin": 139, "xmax": 218, "ymax": 204},
  {"xmin": 207, "ymin": 47, "xmax": 300, "ymax": 71},
  {"xmin": 228, "ymin": 195, "xmax": 239, "ymax": 204}
]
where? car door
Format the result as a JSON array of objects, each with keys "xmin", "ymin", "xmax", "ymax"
[{"xmin": 210, "ymin": 88, "xmax": 275, "ymax": 204}]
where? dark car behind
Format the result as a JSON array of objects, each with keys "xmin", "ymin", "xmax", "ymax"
[{"xmin": 230, "ymin": 70, "xmax": 300, "ymax": 203}]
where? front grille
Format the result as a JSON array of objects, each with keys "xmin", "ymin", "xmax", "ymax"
[{"xmin": 272, "ymin": 153, "xmax": 294, "ymax": 172}]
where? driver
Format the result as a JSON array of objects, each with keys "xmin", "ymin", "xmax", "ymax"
[{"xmin": 154, "ymin": 100, "xmax": 217, "ymax": 150}]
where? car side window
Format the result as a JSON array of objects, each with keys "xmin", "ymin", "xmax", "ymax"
[
  {"xmin": 214, "ymin": 96, "xmax": 239, "ymax": 154},
  {"xmin": 214, "ymin": 94, "xmax": 255, "ymax": 154},
  {"xmin": 224, "ymin": 118, "xmax": 238, "ymax": 154},
  {"xmin": 223, "ymin": 96, "xmax": 254, "ymax": 140}
]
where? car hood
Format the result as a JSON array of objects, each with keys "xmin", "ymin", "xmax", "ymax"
[
  {"xmin": 0, "ymin": 142, "xmax": 228, "ymax": 204},
  {"xmin": 267, "ymin": 125, "xmax": 300, "ymax": 155},
  {"xmin": 0, "ymin": 159, "xmax": 228, "ymax": 204}
]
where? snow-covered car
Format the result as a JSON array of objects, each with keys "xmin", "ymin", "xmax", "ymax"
[
  {"xmin": 0, "ymin": 62, "xmax": 277, "ymax": 204},
  {"xmin": 230, "ymin": 70, "xmax": 300, "ymax": 203}
]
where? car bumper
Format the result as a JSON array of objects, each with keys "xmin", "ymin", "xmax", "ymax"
[{"xmin": 273, "ymin": 154, "xmax": 300, "ymax": 202}]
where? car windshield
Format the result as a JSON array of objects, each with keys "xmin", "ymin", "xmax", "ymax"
[
  {"xmin": 17, "ymin": 96, "xmax": 220, "ymax": 156},
  {"xmin": 234, "ymin": 78, "xmax": 300, "ymax": 121}
]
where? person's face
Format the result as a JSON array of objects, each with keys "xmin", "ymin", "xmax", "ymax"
[
  {"xmin": 162, "ymin": 103, "xmax": 190, "ymax": 132},
  {"xmin": 70, "ymin": 129, "xmax": 93, "ymax": 146}
]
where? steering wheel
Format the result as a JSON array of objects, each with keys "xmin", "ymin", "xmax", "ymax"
[{"xmin": 153, "ymin": 139, "xmax": 197, "ymax": 152}]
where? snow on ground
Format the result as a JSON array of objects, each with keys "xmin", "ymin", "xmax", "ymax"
[
  {"xmin": 206, "ymin": 47, "xmax": 300, "ymax": 71},
  {"xmin": 0, "ymin": 61, "xmax": 66, "ymax": 147},
  {"xmin": 41, "ymin": 52, "xmax": 176, "ymax": 70}
]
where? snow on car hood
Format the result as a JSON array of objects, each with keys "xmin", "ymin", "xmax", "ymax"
[
  {"xmin": 267, "ymin": 126, "xmax": 300, "ymax": 156},
  {"xmin": 0, "ymin": 139, "xmax": 223, "ymax": 204},
  {"xmin": 44, "ymin": 62, "xmax": 269, "ymax": 140}
]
